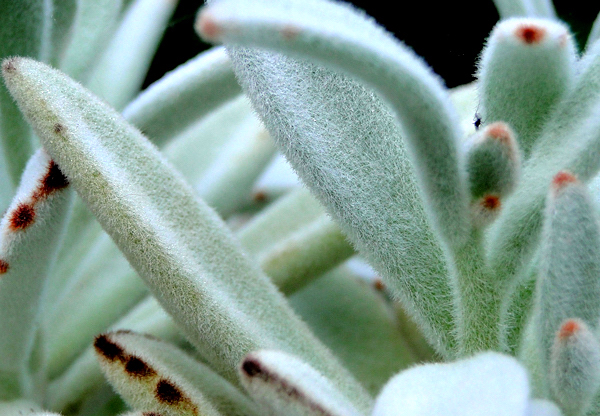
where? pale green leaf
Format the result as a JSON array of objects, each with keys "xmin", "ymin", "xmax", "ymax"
[
  {"xmin": 2, "ymin": 57, "xmax": 371, "ymax": 411},
  {"xmin": 0, "ymin": 148, "xmax": 72, "ymax": 399},
  {"xmin": 87, "ymin": 0, "xmax": 178, "ymax": 110},
  {"xmin": 123, "ymin": 46, "xmax": 242, "ymax": 147},
  {"xmin": 239, "ymin": 350, "xmax": 363, "ymax": 416},
  {"xmin": 196, "ymin": 0, "xmax": 459, "ymax": 358}
]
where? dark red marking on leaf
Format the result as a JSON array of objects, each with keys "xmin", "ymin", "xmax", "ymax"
[
  {"xmin": 242, "ymin": 358, "xmax": 263, "ymax": 377},
  {"xmin": 559, "ymin": 319, "xmax": 581, "ymax": 339},
  {"xmin": 155, "ymin": 379, "xmax": 184, "ymax": 405},
  {"xmin": 35, "ymin": 160, "xmax": 69, "ymax": 199},
  {"xmin": 9, "ymin": 203, "xmax": 35, "ymax": 230},
  {"xmin": 94, "ymin": 334, "xmax": 126, "ymax": 362},
  {"xmin": 281, "ymin": 25, "xmax": 301, "ymax": 40},
  {"xmin": 242, "ymin": 356, "xmax": 334, "ymax": 416},
  {"xmin": 2, "ymin": 58, "xmax": 16, "ymax": 73},
  {"xmin": 253, "ymin": 191, "xmax": 267, "ymax": 202},
  {"xmin": 53, "ymin": 124, "xmax": 64, "ymax": 134},
  {"xmin": 516, "ymin": 24, "xmax": 546, "ymax": 44},
  {"xmin": 481, "ymin": 195, "xmax": 501, "ymax": 210},
  {"xmin": 125, "ymin": 356, "xmax": 156, "ymax": 378},
  {"xmin": 0, "ymin": 260, "xmax": 9, "ymax": 274},
  {"xmin": 373, "ymin": 279, "xmax": 385, "ymax": 291},
  {"xmin": 552, "ymin": 171, "xmax": 577, "ymax": 189}
]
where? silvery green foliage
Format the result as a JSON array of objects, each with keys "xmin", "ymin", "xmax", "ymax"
[{"xmin": 1, "ymin": 0, "xmax": 600, "ymax": 415}]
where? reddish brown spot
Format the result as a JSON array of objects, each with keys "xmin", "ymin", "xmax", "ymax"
[
  {"xmin": 481, "ymin": 195, "xmax": 501, "ymax": 210},
  {"xmin": 9, "ymin": 203, "xmax": 35, "ymax": 230},
  {"xmin": 253, "ymin": 191, "xmax": 267, "ymax": 202},
  {"xmin": 196, "ymin": 12, "xmax": 221, "ymax": 40},
  {"xmin": 373, "ymin": 278, "xmax": 385, "ymax": 291},
  {"xmin": 559, "ymin": 319, "xmax": 581, "ymax": 339},
  {"xmin": 53, "ymin": 124, "xmax": 64, "ymax": 134},
  {"xmin": 94, "ymin": 334, "xmax": 126, "ymax": 362},
  {"xmin": 36, "ymin": 160, "xmax": 69, "ymax": 199},
  {"xmin": 486, "ymin": 122, "xmax": 512, "ymax": 144},
  {"xmin": 552, "ymin": 171, "xmax": 577, "ymax": 189},
  {"xmin": 2, "ymin": 58, "xmax": 16, "ymax": 73},
  {"xmin": 143, "ymin": 413, "xmax": 162, "ymax": 416},
  {"xmin": 156, "ymin": 379, "xmax": 184, "ymax": 405},
  {"xmin": 125, "ymin": 356, "xmax": 155, "ymax": 378},
  {"xmin": 0, "ymin": 260, "xmax": 9, "ymax": 274},
  {"xmin": 242, "ymin": 358, "xmax": 263, "ymax": 377},
  {"xmin": 516, "ymin": 24, "xmax": 546, "ymax": 44},
  {"xmin": 281, "ymin": 25, "xmax": 301, "ymax": 40}
]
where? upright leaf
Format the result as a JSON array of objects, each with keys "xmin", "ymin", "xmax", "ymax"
[{"xmin": 196, "ymin": 0, "xmax": 460, "ymax": 357}]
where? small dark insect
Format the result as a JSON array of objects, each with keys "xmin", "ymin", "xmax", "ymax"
[{"xmin": 474, "ymin": 113, "xmax": 482, "ymax": 131}]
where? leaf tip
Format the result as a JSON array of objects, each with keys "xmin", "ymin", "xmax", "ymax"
[
  {"xmin": 196, "ymin": 11, "xmax": 222, "ymax": 42},
  {"xmin": 552, "ymin": 171, "xmax": 578, "ymax": 190},
  {"xmin": 241, "ymin": 357, "xmax": 263, "ymax": 377},
  {"xmin": 481, "ymin": 194, "xmax": 501, "ymax": 211},
  {"xmin": 515, "ymin": 24, "xmax": 546, "ymax": 44},
  {"xmin": 558, "ymin": 319, "xmax": 581, "ymax": 340},
  {"xmin": 2, "ymin": 57, "xmax": 18, "ymax": 76}
]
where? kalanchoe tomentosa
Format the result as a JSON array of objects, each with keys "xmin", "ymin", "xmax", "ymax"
[{"xmin": 0, "ymin": 0, "xmax": 600, "ymax": 415}]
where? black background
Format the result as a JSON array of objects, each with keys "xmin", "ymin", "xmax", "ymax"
[{"xmin": 143, "ymin": 1, "xmax": 600, "ymax": 90}]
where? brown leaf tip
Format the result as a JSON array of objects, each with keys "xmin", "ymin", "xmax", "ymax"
[
  {"xmin": 2, "ymin": 58, "xmax": 17, "ymax": 74},
  {"xmin": 281, "ymin": 25, "xmax": 301, "ymax": 40},
  {"xmin": 94, "ymin": 334, "xmax": 125, "ymax": 362},
  {"xmin": 558, "ymin": 319, "xmax": 581, "ymax": 339},
  {"xmin": 125, "ymin": 356, "xmax": 156, "ymax": 378},
  {"xmin": 481, "ymin": 195, "xmax": 501, "ymax": 211},
  {"xmin": 253, "ymin": 191, "xmax": 267, "ymax": 202},
  {"xmin": 552, "ymin": 171, "xmax": 577, "ymax": 189},
  {"xmin": 242, "ymin": 358, "xmax": 263, "ymax": 377},
  {"xmin": 373, "ymin": 278, "xmax": 385, "ymax": 291},
  {"xmin": 515, "ymin": 24, "xmax": 546, "ymax": 44},
  {"xmin": 38, "ymin": 160, "xmax": 69, "ymax": 197},
  {"xmin": 196, "ymin": 12, "xmax": 222, "ymax": 41},
  {"xmin": 0, "ymin": 259, "xmax": 9, "ymax": 274},
  {"xmin": 9, "ymin": 203, "xmax": 35, "ymax": 230},
  {"xmin": 485, "ymin": 122, "xmax": 513, "ymax": 144},
  {"xmin": 155, "ymin": 379, "xmax": 185, "ymax": 405}
]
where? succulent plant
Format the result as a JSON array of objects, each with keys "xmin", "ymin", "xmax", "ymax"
[{"xmin": 2, "ymin": 0, "xmax": 600, "ymax": 415}]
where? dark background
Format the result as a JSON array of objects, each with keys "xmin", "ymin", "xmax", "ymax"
[{"xmin": 143, "ymin": 1, "xmax": 600, "ymax": 90}]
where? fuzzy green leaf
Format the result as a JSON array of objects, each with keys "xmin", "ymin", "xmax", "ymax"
[
  {"xmin": 239, "ymin": 350, "xmax": 363, "ymax": 416},
  {"xmin": 57, "ymin": 0, "xmax": 123, "ymax": 81},
  {"xmin": 477, "ymin": 17, "xmax": 575, "ymax": 157},
  {"xmin": 289, "ymin": 265, "xmax": 415, "ymax": 394},
  {"xmin": 196, "ymin": 0, "xmax": 459, "ymax": 358},
  {"xmin": 123, "ymin": 46, "xmax": 242, "ymax": 147},
  {"xmin": 492, "ymin": 0, "xmax": 556, "ymax": 19},
  {"xmin": 95, "ymin": 330, "xmax": 261, "ymax": 416},
  {"xmin": 197, "ymin": 0, "xmax": 470, "ymax": 249},
  {"xmin": 0, "ymin": 149, "xmax": 72, "ymax": 399},
  {"xmin": 87, "ymin": 0, "xmax": 178, "ymax": 110},
  {"xmin": 2, "ymin": 57, "xmax": 371, "ymax": 411}
]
